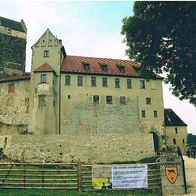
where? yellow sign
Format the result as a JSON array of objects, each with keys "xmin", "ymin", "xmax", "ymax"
[{"xmin": 165, "ymin": 166, "xmax": 178, "ymax": 184}]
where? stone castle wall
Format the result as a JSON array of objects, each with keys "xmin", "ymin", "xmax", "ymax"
[
  {"xmin": 61, "ymin": 97, "xmax": 140, "ymax": 134},
  {"xmin": 0, "ymin": 33, "xmax": 26, "ymax": 78},
  {"xmin": 0, "ymin": 80, "xmax": 30, "ymax": 135},
  {"xmin": 1, "ymin": 133, "xmax": 155, "ymax": 163}
]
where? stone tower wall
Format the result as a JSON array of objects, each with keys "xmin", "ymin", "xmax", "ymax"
[{"xmin": 0, "ymin": 23, "xmax": 26, "ymax": 78}]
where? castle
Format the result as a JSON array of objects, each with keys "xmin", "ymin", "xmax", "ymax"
[{"xmin": 0, "ymin": 17, "xmax": 188, "ymax": 162}]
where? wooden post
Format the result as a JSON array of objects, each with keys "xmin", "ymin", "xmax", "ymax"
[{"xmin": 77, "ymin": 159, "xmax": 82, "ymax": 192}]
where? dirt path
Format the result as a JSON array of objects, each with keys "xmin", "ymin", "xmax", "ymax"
[{"xmin": 184, "ymin": 156, "xmax": 196, "ymax": 195}]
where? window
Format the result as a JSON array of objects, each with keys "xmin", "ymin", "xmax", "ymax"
[
  {"xmin": 142, "ymin": 110, "xmax": 146, "ymax": 117},
  {"xmin": 83, "ymin": 63, "xmax": 90, "ymax": 71},
  {"xmin": 77, "ymin": 76, "xmax": 83, "ymax": 86},
  {"xmin": 151, "ymin": 80, "xmax": 156, "ymax": 89},
  {"xmin": 25, "ymin": 97, "xmax": 29, "ymax": 105},
  {"xmin": 127, "ymin": 79, "xmax": 132, "ymax": 89},
  {"xmin": 8, "ymin": 84, "xmax": 15, "ymax": 93},
  {"xmin": 43, "ymin": 50, "xmax": 49, "ymax": 57},
  {"xmin": 146, "ymin": 98, "xmax": 151, "ymax": 105},
  {"xmin": 102, "ymin": 77, "xmax": 108, "ymax": 87},
  {"xmin": 175, "ymin": 127, "xmax": 178, "ymax": 134},
  {"xmin": 65, "ymin": 75, "xmax": 71, "ymax": 86},
  {"xmin": 68, "ymin": 95, "xmax": 71, "ymax": 99},
  {"xmin": 140, "ymin": 80, "xmax": 145, "ymax": 89},
  {"xmin": 182, "ymin": 139, "xmax": 185, "ymax": 144},
  {"xmin": 117, "ymin": 65, "xmax": 125, "ymax": 73},
  {"xmin": 120, "ymin": 96, "xmax": 126, "ymax": 105},
  {"xmin": 91, "ymin": 77, "xmax": 96, "ymax": 87},
  {"xmin": 106, "ymin": 96, "xmax": 113, "ymax": 104},
  {"xmin": 154, "ymin": 111, "xmax": 158, "ymax": 118},
  {"xmin": 40, "ymin": 74, "xmax": 47, "ymax": 83},
  {"xmin": 173, "ymin": 138, "xmax": 176, "ymax": 145},
  {"xmin": 93, "ymin": 95, "xmax": 99, "ymax": 103},
  {"xmin": 115, "ymin": 78, "xmax": 120, "ymax": 88},
  {"xmin": 101, "ymin": 64, "xmax": 108, "ymax": 71}
]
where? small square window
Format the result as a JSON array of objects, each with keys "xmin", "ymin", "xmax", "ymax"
[
  {"xmin": 93, "ymin": 95, "xmax": 99, "ymax": 103},
  {"xmin": 68, "ymin": 95, "xmax": 71, "ymax": 99},
  {"xmin": 146, "ymin": 98, "xmax": 151, "ymax": 105},
  {"xmin": 120, "ymin": 96, "xmax": 126, "ymax": 105},
  {"xmin": 173, "ymin": 138, "xmax": 176, "ymax": 145},
  {"xmin": 154, "ymin": 111, "xmax": 158, "ymax": 118},
  {"xmin": 115, "ymin": 78, "xmax": 120, "ymax": 88},
  {"xmin": 142, "ymin": 110, "xmax": 145, "ymax": 117},
  {"xmin": 65, "ymin": 75, "xmax": 71, "ymax": 86},
  {"xmin": 8, "ymin": 84, "xmax": 15, "ymax": 93},
  {"xmin": 41, "ymin": 74, "xmax": 47, "ymax": 83},
  {"xmin": 78, "ymin": 76, "xmax": 83, "ymax": 86},
  {"xmin": 140, "ymin": 80, "xmax": 145, "ymax": 89},
  {"xmin": 175, "ymin": 128, "xmax": 178, "ymax": 134},
  {"xmin": 127, "ymin": 79, "xmax": 132, "ymax": 89},
  {"xmin": 44, "ymin": 50, "xmax": 49, "ymax": 57},
  {"xmin": 91, "ymin": 77, "xmax": 96, "ymax": 87},
  {"xmin": 102, "ymin": 77, "xmax": 108, "ymax": 87},
  {"xmin": 106, "ymin": 96, "xmax": 113, "ymax": 104}
]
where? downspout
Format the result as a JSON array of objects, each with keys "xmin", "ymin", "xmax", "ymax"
[{"xmin": 58, "ymin": 57, "xmax": 62, "ymax": 134}]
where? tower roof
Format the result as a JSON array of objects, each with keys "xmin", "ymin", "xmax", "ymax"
[{"xmin": 34, "ymin": 63, "xmax": 55, "ymax": 73}]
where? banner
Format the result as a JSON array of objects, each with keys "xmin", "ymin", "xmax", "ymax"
[
  {"xmin": 112, "ymin": 164, "xmax": 148, "ymax": 189},
  {"xmin": 92, "ymin": 164, "xmax": 148, "ymax": 189}
]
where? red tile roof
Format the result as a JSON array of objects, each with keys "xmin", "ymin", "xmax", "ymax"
[
  {"xmin": 164, "ymin": 108, "xmax": 187, "ymax": 126},
  {"xmin": 34, "ymin": 63, "xmax": 55, "ymax": 73},
  {"xmin": 0, "ymin": 75, "xmax": 30, "ymax": 83},
  {"xmin": 61, "ymin": 55, "xmax": 141, "ymax": 77}
]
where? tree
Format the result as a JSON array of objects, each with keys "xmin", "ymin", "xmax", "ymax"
[
  {"xmin": 188, "ymin": 133, "xmax": 196, "ymax": 146},
  {"xmin": 122, "ymin": 2, "xmax": 196, "ymax": 106}
]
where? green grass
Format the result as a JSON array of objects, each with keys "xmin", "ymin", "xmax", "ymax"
[{"xmin": 0, "ymin": 189, "xmax": 162, "ymax": 196}]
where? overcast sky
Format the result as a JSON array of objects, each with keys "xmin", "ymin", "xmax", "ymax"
[{"xmin": 1, "ymin": 1, "xmax": 196, "ymax": 134}]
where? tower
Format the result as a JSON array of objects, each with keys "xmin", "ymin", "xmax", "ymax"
[
  {"xmin": 29, "ymin": 29, "xmax": 66, "ymax": 134},
  {"xmin": 0, "ymin": 16, "xmax": 27, "ymax": 78}
]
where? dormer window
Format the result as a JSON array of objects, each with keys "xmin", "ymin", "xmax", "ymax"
[
  {"xmin": 44, "ymin": 50, "xmax": 49, "ymax": 57},
  {"xmin": 83, "ymin": 63, "xmax": 90, "ymax": 71},
  {"xmin": 117, "ymin": 65, "xmax": 125, "ymax": 73},
  {"xmin": 100, "ymin": 64, "xmax": 108, "ymax": 72}
]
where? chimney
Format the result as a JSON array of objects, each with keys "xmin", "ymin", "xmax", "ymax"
[{"xmin": 59, "ymin": 39, "xmax": 62, "ymax": 45}]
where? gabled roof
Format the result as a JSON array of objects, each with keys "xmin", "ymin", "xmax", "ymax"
[
  {"xmin": 0, "ymin": 75, "xmax": 30, "ymax": 83},
  {"xmin": 61, "ymin": 55, "xmax": 162, "ymax": 78},
  {"xmin": 0, "ymin": 16, "xmax": 26, "ymax": 32},
  {"xmin": 61, "ymin": 55, "xmax": 138, "ymax": 76},
  {"xmin": 164, "ymin": 108, "xmax": 187, "ymax": 126},
  {"xmin": 34, "ymin": 63, "xmax": 55, "ymax": 73},
  {"xmin": 32, "ymin": 28, "xmax": 62, "ymax": 48}
]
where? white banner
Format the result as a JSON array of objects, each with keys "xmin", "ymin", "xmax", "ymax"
[{"xmin": 112, "ymin": 164, "xmax": 148, "ymax": 189}]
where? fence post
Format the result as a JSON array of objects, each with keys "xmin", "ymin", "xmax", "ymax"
[
  {"xmin": 77, "ymin": 159, "xmax": 82, "ymax": 192},
  {"xmin": 181, "ymin": 157, "xmax": 187, "ymax": 193}
]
